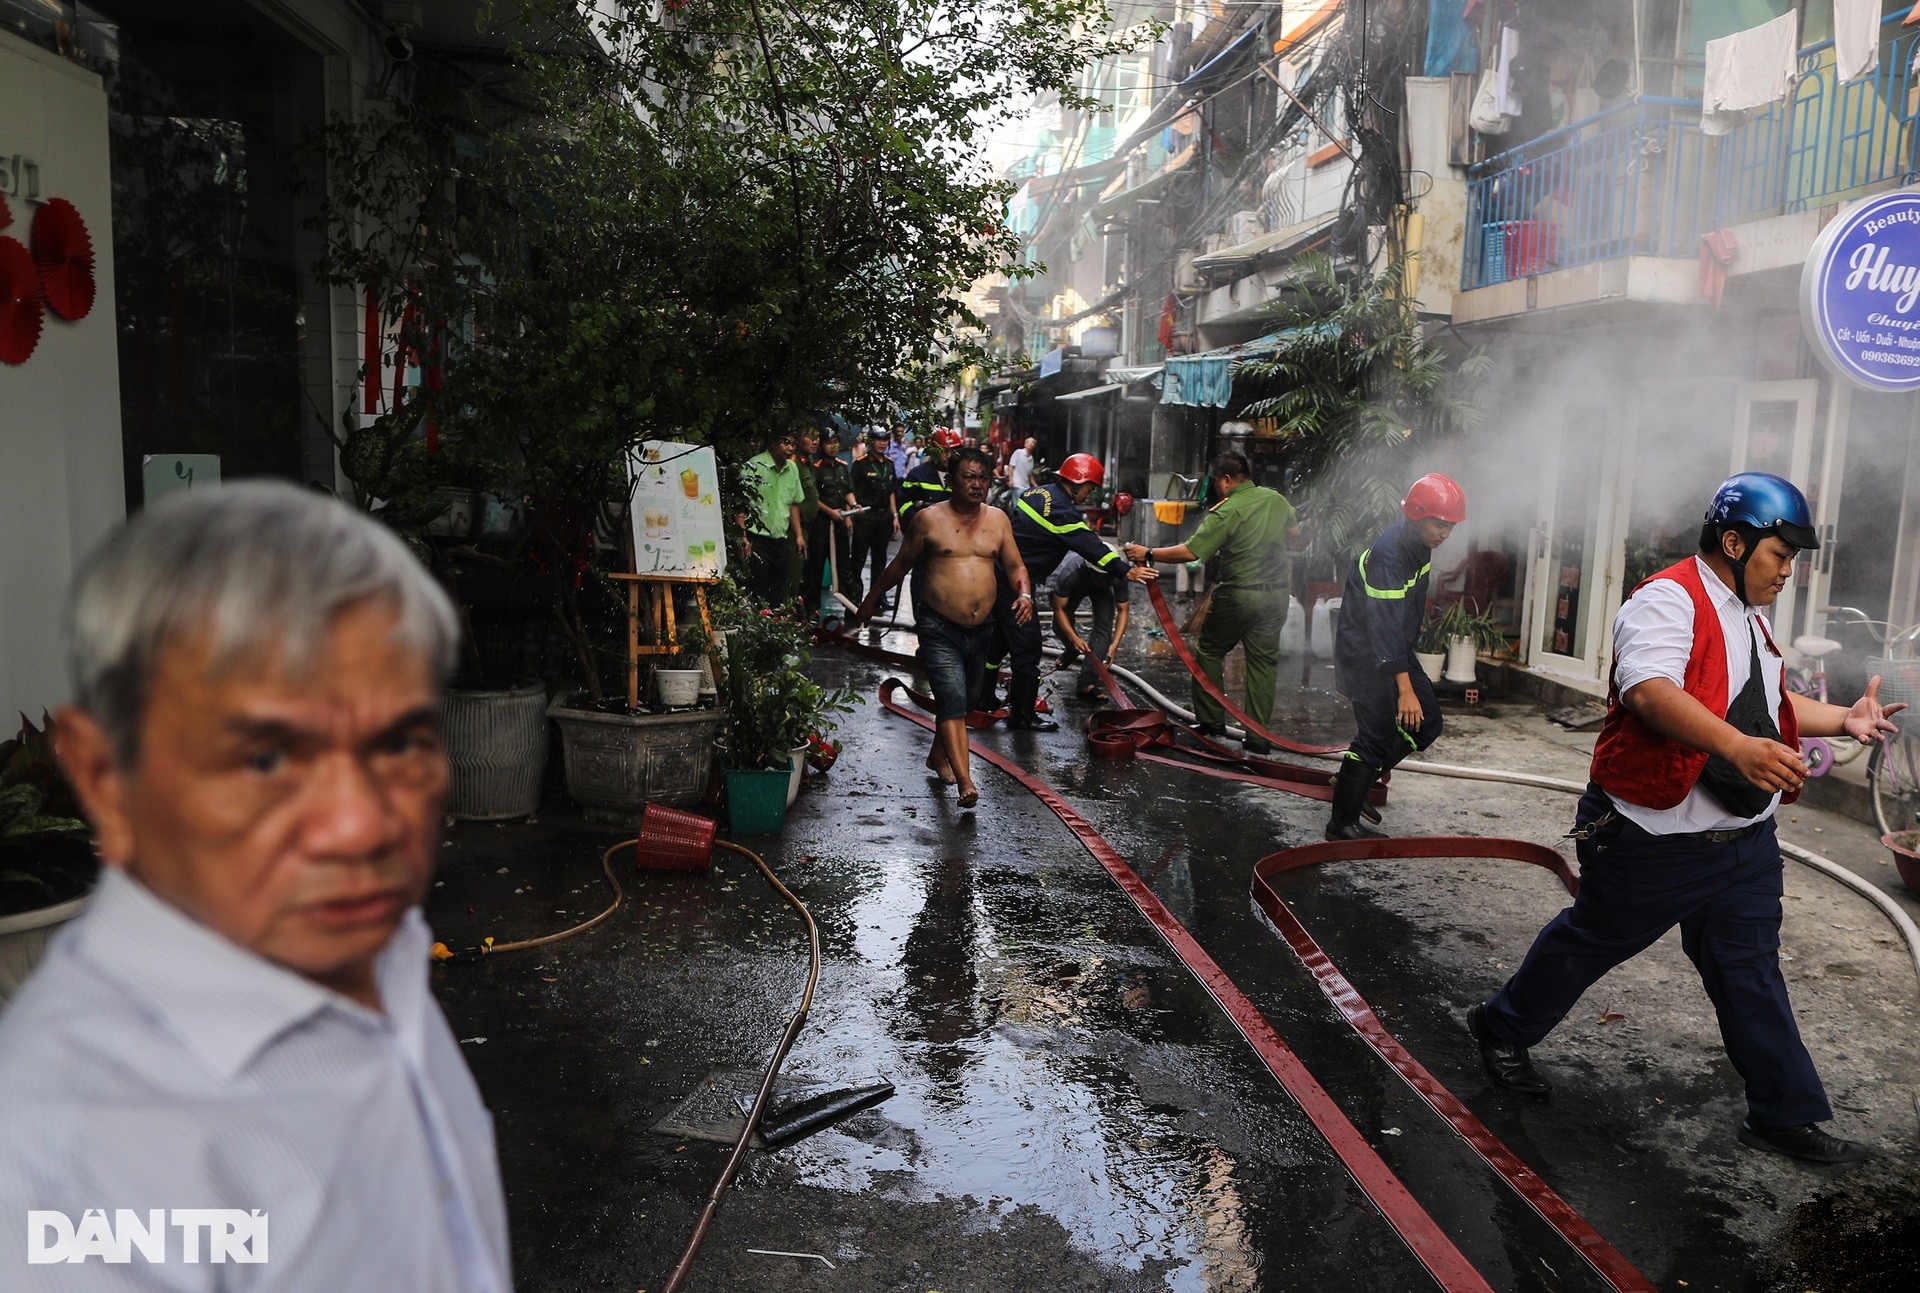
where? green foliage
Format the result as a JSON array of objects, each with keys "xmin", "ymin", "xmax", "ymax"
[
  {"xmin": 1236, "ymin": 255, "xmax": 1493, "ymax": 567},
  {"xmin": 1419, "ymin": 601, "xmax": 1507, "ymax": 656},
  {"xmin": 312, "ymin": 0, "xmax": 1140, "ymax": 698},
  {"xmin": 0, "ymin": 715, "xmax": 97, "ymax": 917},
  {"xmin": 713, "ymin": 592, "xmax": 858, "ymax": 770}
]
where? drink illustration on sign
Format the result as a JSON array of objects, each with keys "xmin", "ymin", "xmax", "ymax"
[{"xmin": 629, "ymin": 442, "xmax": 726, "ymax": 577}]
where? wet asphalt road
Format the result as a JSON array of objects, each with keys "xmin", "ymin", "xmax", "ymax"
[{"xmin": 427, "ymin": 631, "xmax": 1919, "ymax": 1293}]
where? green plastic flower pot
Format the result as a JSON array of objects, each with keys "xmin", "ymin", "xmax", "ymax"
[{"xmin": 725, "ymin": 765, "xmax": 791, "ymax": 834}]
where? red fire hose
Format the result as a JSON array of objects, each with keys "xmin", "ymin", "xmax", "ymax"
[
  {"xmin": 1140, "ymin": 577, "xmax": 1346, "ymax": 756},
  {"xmin": 877, "ymin": 678, "xmax": 1496, "ymax": 1292},
  {"xmin": 1251, "ymin": 839, "xmax": 1656, "ymax": 1292}
]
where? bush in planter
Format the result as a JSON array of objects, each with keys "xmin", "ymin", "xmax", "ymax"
[
  {"xmin": 0, "ymin": 714, "xmax": 96, "ymax": 920},
  {"xmin": 716, "ymin": 602, "xmax": 857, "ymax": 772}
]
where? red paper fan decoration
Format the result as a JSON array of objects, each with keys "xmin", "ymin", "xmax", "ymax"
[
  {"xmin": 0, "ymin": 237, "xmax": 46, "ymax": 364},
  {"xmin": 31, "ymin": 198, "xmax": 96, "ymax": 321}
]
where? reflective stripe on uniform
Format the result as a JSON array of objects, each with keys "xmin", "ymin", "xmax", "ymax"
[
  {"xmin": 1358, "ymin": 549, "xmax": 1431, "ymax": 599},
  {"xmin": 1016, "ymin": 498, "xmax": 1120, "ymax": 567}
]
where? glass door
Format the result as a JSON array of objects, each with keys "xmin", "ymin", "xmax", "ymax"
[
  {"xmin": 1730, "ymin": 380, "xmax": 1818, "ymax": 639},
  {"xmin": 1528, "ymin": 400, "xmax": 1624, "ymax": 682}
]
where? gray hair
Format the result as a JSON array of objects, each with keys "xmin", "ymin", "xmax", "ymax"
[{"xmin": 68, "ymin": 481, "xmax": 461, "ymax": 763}]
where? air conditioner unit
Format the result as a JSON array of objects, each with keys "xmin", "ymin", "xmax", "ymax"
[
  {"xmin": 1174, "ymin": 250, "xmax": 1205, "ymax": 292},
  {"xmin": 1229, "ymin": 210, "xmax": 1264, "ymax": 246}
]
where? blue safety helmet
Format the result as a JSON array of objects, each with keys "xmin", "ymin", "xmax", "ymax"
[{"xmin": 1705, "ymin": 472, "xmax": 1820, "ymax": 551}]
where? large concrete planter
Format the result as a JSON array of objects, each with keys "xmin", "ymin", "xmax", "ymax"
[
  {"xmin": 443, "ymin": 684, "xmax": 550, "ymax": 821},
  {"xmin": 0, "ymin": 892, "xmax": 89, "ymax": 1005},
  {"xmin": 550, "ymin": 701, "xmax": 725, "ymax": 824}
]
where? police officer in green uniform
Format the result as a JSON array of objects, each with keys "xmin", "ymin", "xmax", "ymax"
[
  {"xmin": 850, "ymin": 428, "xmax": 901, "ymax": 610},
  {"xmin": 810, "ymin": 430, "xmax": 858, "ymax": 611},
  {"xmin": 786, "ymin": 427, "xmax": 822, "ymax": 610},
  {"xmin": 1124, "ymin": 450, "xmax": 1298, "ymax": 754}
]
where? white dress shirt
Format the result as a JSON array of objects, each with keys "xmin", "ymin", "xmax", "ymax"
[
  {"xmin": 0, "ymin": 869, "xmax": 511, "ymax": 1291},
  {"xmin": 1610, "ymin": 556, "xmax": 1786, "ymax": 835}
]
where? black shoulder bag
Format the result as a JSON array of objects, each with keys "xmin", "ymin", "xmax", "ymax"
[{"xmin": 1694, "ymin": 622, "xmax": 1783, "ymax": 819}]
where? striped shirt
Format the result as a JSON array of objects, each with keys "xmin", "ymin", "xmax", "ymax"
[{"xmin": 0, "ymin": 868, "xmax": 511, "ymax": 1291}]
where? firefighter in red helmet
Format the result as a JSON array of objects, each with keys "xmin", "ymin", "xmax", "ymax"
[
  {"xmin": 1324, "ymin": 473, "xmax": 1467, "ymax": 840},
  {"xmin": 997, "ymin": 453, "xmax": 1154, "ymax": 727}
]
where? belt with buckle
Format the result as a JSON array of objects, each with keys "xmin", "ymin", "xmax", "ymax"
[{"xmin": 1696, "ymin": 823, "xmax": 1759, "ymax": 844}]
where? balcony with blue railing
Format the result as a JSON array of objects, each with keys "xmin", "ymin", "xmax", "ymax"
[
  {"xmin": 1461, "ymin": 13, "xmax": 1920, "ymax": 295},
  {"xmin": 1462, "ymin": 99, "xmax": 1710, "ymax": 292}
]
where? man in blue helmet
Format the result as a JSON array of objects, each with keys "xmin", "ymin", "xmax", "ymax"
[{"xmin": 1468, "ymin": 473, "xmax": 1904, "ymax": 1164}]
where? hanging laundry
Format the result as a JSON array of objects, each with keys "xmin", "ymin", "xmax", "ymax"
[
  {"xmin": 1701, "ymin": 12, "xmax": 1798, "ymax": 137},
  {"xmin": 1423, "ymin": 0, "xmax": 1478, "ymax": 78},
  {"xmin": 1698, "ymin": 230, "xmax": 1740, "ymax": 309},
  {"xmin": 1835, "ymin": 0, "xmax": 1881, "ymax": 82},
  {"xmin": 1494, "ymin": 26, "xmax": 1522, "ymax": 117}
]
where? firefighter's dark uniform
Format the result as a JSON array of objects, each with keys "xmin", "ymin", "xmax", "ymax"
[
  {"xmin": 897, "ymin": 458, "xmax": 950, "ymax": 528},
  {"xmin": 897, "ymin": 456, "xmax": 950, "ymax": 616},
  {"xmin": 849, "ymin": 451, "xmax": 898, "ymax": 607},
  {"xmin": 998, "ymin": 481, "xmax": 1125, "ymax": 722},
  {"xmin": 1334, "ymin": 519, "xmax": 1443, "ymax": 774}
]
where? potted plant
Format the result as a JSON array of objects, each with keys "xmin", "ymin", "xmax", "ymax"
[
  {"xmin": 0, "ymin": 715, "xmax": 97, "ymax": 1004},
  {"xmin": 1422, "ymin": 602, "xmax": 1507, "ymax": 685},
  {"xmin": 717, "ymin": 603, "xmax": 856, "ymax": 833},
  {"xmin": 1415, "ymin": 609, "xmax": 1451, "ymax": 685}
]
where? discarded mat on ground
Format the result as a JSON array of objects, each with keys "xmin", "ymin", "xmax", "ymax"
[
  {"xmin": 1141, "ymin": 578, "xmax": 1346, "ymax": 756},
  {"xmin": 1250, "ymin": 837, "xmax": 1655, "ymax": 1293},
  {"xmin": 881, "ymin": 678, "xmax": 1489, "ymax": 1292}
]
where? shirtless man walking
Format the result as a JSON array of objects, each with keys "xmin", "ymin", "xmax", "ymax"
[{"xmin": 856, "ymin": 447, "xmax": 1033, "ymax": 808}]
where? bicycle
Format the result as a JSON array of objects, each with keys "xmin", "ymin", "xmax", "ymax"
[
  {"xmin": 1815, "ymin": 606, "xmax": 1920, "ymax": 836},
  {"xmin": 1786, "ymin": 618, "xmax": 1871, "ymax": 777}
]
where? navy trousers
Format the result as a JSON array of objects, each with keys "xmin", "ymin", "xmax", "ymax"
[
  {"xmin": 1483, "ymin": 787, "xmax": 1831, "ymax": 1126},
  {"xmin": 1341, "ymin": 665, "xmax": 1443, "ymax": 772}
]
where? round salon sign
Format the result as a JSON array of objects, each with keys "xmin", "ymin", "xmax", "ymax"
[{"xmin": 1802, "ymin": 188, "xmax": 1920, "ymax": 392}]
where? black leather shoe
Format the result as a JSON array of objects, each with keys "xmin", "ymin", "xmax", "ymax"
[
  {"xmin": 1195, "ymin": 722, "xmax": 1228, "ymax": 737},
  {"xmin": 1242, "ymin": 736, "xmax": 1273, "ymax": 756},
  {"xmin": 1467, "ymin": 1004, "xmax": 1552, "ymax": 1097},
  {"xmin": 1738, "ymin": 1119, "xmax": 1871, "ymax": 1164}
]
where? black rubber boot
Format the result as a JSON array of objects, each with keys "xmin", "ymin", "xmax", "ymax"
[
  {"xmin": 1325, "ymin": 759, "xmax": 1387, "ymax": 841},
  {"xmin": 1005, "ymin": 674, "xmax": 1058, "ymax": 730}
]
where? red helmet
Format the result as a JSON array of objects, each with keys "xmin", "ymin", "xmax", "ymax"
[
  {"xmin": 1057, "ymin": 453, "xmax": 1105, "ymax": 486},
  {"xmin": 933, "ymin": 428, "xmax": 966, "ymax": 450},
  {"xmin": 1401, "ymin": 473, "xmax": 1466, "ymax": 524}
]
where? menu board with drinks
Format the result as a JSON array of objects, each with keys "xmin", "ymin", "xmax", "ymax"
[{"xmin": 628, "ymin": 441, "xmax": 727, "ymax": 578}]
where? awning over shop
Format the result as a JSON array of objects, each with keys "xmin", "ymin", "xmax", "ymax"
[
  {"xmin": 1054, "ymin": 382, "xmax": 1123, "ymax": 403},
  {"xmin": 1104, "ymin": 363, "xmax": 1163, "ymax": 386},
  {"xmin": 1190, "ymin": 213, "xmax": 1339, "ymax": 276},
  {"xmin": 1160, "ymin": 327, "xmax": 1334, "ymax": 408}
]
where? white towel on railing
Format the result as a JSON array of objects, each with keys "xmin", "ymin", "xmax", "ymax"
[
  {"xmin": 1836, "ymin": 0, "xmax": 1881, "ymax": 82},
  {"xmin": 1494, "ymin": 25, "xmax": 1522, "ymax": 116},
  {"xmin": 1701, "ymin": 11, "xmax": 1799, "ymax": 136}
]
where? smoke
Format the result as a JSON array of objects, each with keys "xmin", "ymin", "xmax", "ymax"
[{"xmin": 1407, "ymin": 307, "xmax": 1918, "ymax": 642}]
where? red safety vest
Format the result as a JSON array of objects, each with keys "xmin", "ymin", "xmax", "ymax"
[{"xmin": 1591, "ymin": 558, "xmax": 1800, "ymax": 810}]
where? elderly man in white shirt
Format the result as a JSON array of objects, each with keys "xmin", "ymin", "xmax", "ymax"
[
  {"xmin": 1469, "ymin": 473, "xmax": 1901, "ymax": 1167},
  {"xmin": 0, "ymin": 483, "xmax": 511, "ymax": 1290}
]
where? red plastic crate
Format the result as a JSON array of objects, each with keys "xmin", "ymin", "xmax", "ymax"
[{"xmin": 633, "ymin": 802, "xmax": 717, "ymax": 871}]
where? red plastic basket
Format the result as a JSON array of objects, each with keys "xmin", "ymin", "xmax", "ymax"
[{"xmin": 634, "ymin": 802, "xmax": 717, "ymax": 872}]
